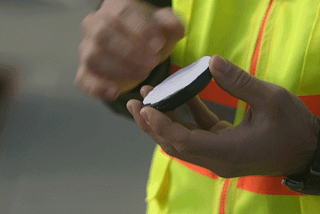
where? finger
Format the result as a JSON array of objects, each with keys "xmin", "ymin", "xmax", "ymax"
[
  {"xmin": 98, "ymin": 0, "xmax": 133, "ymax": 17},
  {"xmin": 153, "ymin": 7, "xmax": 184, "ymax": 43},
  {"xmin": 185, "ymin": 95, "xmax": 220, "ymax": 130},
  {"xmin": 75, "ymin": 65, "xmax": 119, "ymax": 101},
  {"xmin": 127, "ymin": 99, "xmax": 153, "ymax": 133},
  {"xmin": 140, "ymin": 106, "xmax": 238, "ymax": 161},
  {"xmin": 81, "ymin": 12, "xmax": 95, "ymax": 37},
  {"xmin": 94, "ymin": 26, "xmax": 158, "ymax": 70},
  {"xmin": 209, "ymin": 55, "xmax": 271, "ymax": 110},
  {"xmin": 127, "ymin": 99, "xmax": 182, "ymax": 157},
  {"xmin": 128, "ymin": 99, "xmax": 212, "ymax": 168},
  {"xmin": 82, "ymin": 18, "xmax": 157, "ymax": 78},
  {"xmin": 117, "ymin": 3, "xmax": 166, "ymax": 54},
  {"xmin": 153, "ymin": 7, "xmax": 185, "ymax": 63},
  {"xmin": 165, "ymin": 111, "xmax": 199, "ymax": 130},
  {"xmin": 140, "ymin": 85, "xmax": 154, "ymax": 98},
  {"xmin": 209, "ymin": 120, "xmax": 233, "ymax": 134},
  {"xmin": 140, "ymin": 106, "xmax": 197, "ymax": 152},
  {"xmin": 80, "ymin": 41, "xmax": 147, "ymax": 81}
]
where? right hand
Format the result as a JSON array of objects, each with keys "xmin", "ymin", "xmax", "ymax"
[{"xmin": 76, "ymin": 0, "xmax": 185, "ymax": 101}]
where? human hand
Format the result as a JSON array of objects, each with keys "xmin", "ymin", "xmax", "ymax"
[
  {"xmin": 127, "ymin": 55, "xmax": 320, "ymax": 178},
  {"xmin": 75, "ymin": 0, "xmax": 184, "ymax": 101}
]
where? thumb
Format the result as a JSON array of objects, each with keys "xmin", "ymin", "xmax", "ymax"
[{"xmin": 209, "ymin": 55, "xmax": 269, "ymax": 109}]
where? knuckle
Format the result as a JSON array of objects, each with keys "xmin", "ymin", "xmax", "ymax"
[
  {"xmin": 132, "ymin": 21, "xmax": 150, "ymax": 39},
  {"xmin": 101, "ymin": 0, "xmax": 134, "ymax": 17},
  {"xmin": 117, "ymin": 41, "xmax": 136, "ymax": 60},
  {"xmin": 79, "ymin": 44, "xmax": 94, "ymax": 64},
  {"xmin": 81, "ymin": 13, "xmax": 94, "ymax": 33},
  {"xmin": 140, "ymin": 123, "xmax": 150, "ymax": 133},
  {"xmin": 267, "ymin": 86, "xmax": 291, "ymax": 108},
  {"xmin": 175, "ymin": 141, "xmax": 192, "ymax": 154},
  {"xmin": 78, "ymin": 41, "xmax": 89, "ymax": 59},
  {"xmin": 84, "ymin": 51, "xmax": 100, "ymax": 71},
  {"xmin": 172, "ymin": 131, "xmax": 192, "ymax": 154},
  {"xmin": 81, "ymin": 20, "xmax": 87, "ymax": 33},
  {"xmin": 81, "ymin": 78, "xmax": 95, "ymax": 94},
  {"xmin": 231, "ymin": 68, "xmax": 252, "ymax": 91},
  {"xmin": 75, "ymin": 71, "xmax": 84, "ymax": 86},
  {"xmin": 155, "ymin": 8, "xmax": 185, "ymax": 39},
  {"xmin": 92, "ymin": 20, "xmax": 114, "ymax": 44},
  {"xmin": 174, "ymin": 24, "xmax": 185, "ymax": 40},
  {"xmin": 154, "ymin": 125, "xmax": 166, "ymax": 138},
  {"xmin": 78, "ymin": 42, "xmax": 84, "ymax": 56},
  {"xmin": 120, "ymin": 7, "xmax": 150, "ymax": 38}
]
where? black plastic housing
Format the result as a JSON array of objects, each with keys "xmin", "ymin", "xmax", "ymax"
[{"xmin": 142, "ymin": 67, "xmax": 212, "ymax": 112}]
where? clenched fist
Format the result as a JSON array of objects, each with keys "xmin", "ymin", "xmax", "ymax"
[{"xmin": 76, "ymin": 0, "xmax": 184, "ymax": 101}]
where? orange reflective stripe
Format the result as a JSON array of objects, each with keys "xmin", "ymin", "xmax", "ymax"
[
  {"xmin": 245, "ymin": 0, "xmax": 274, "ymax": 113},
  {"xmin": 198, "ymin": 81, "xmax": 238, "ymax": 108},
  {"xmin": 160, "ymin": 149, "xmax": 219, "ymax": 180},
  {"xmin": 299, "ymin": 95, "xmax": 320, "ymax": 116},
  {"xmin": 237, "ymin": 176, "xmax": 306, "ymax": 196},
  {"xmin": 170, "ymin": 64, "xmax": 181, "ymax": 74},
  {"xmin": 250, "ymin": 0, "xmax": 274, "ymax": 76},
  {"xmin": 219, "ymin": 179, "xmax": 231, "ymax": 214},
  {"xmin": 170, "ymin": 67, "xmax": 320, "ymax": 116},
  {"xmin": 170, "ymin": 64, "xmax": 238, "ymax": 108}
]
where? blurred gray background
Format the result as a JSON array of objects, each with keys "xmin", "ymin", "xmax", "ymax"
[{"xmin": 0, "ymin": 1, "xmax": 157, "ymax": 213}]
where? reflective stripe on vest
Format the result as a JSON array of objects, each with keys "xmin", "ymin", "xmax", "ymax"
[
  {"xmin": 147, "ymin": 1, "xmax": 320, "ymax": 214},
  {"xmin": 168, "ymin": 64, "xmax": 320, "ymax": 188},
  {"xmin": 171, "ymin": 64, "xmax": 320, "ymax": 116}
]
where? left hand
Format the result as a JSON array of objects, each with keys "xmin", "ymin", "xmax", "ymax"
[{"xmin": 126, "ymin": 55, "xmax": 320, "ymax": 178}]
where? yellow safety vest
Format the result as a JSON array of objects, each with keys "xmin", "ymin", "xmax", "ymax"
[{"xmin": 147, "ymin": 0, "xmax": 320, "ymax": 213}]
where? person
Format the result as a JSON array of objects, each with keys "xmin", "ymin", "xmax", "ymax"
[{"xmin": 76, "ymin": 0, "xmax": 320, "ymax": 213}]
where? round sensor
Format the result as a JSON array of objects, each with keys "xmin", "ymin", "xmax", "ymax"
[{"xmin": 142, "ymin": 56, "xmax": 212, "ymax": 112}]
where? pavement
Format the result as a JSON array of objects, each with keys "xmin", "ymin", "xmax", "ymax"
[{"xmin": 0, "ymin": 1, "xmax": 156, "ymax": 213}]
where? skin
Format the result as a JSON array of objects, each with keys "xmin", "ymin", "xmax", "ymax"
[
  {"xmin": 76, "ymin": 0, "xmax": 320, "ymax": 179},
  {"xmin": 127, "ymin": 55, "xmax": 320, "ymax": 178},
  {"xmin": 75, "ymin": 0, "xmax": 184, "ymax": 101}
]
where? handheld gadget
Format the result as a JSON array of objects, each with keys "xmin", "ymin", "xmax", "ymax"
[{"xmin": 142, "ymin": 56, "xmax": 212, "ymax": 112}]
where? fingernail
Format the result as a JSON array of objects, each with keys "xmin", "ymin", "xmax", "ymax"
[
  {"xmin": 149, "ymin": 36, "xmax": 166, "ymax": 53},
  {"xmin": 213, "ymin": 56, "xmax": 230, "ymax": 73}
]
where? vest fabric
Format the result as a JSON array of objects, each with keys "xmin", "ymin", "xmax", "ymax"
[{"xmin": 146, "ymin": 0, "xmax": 320, "ymax": 213}]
